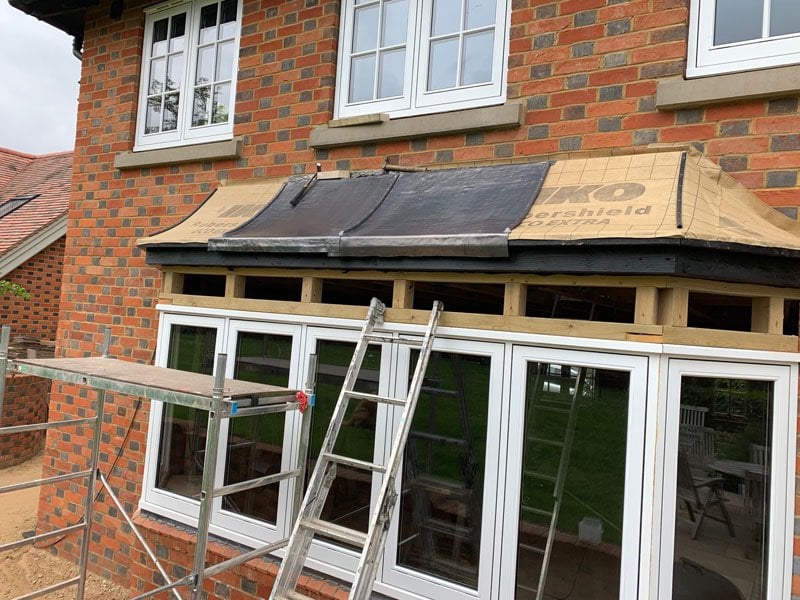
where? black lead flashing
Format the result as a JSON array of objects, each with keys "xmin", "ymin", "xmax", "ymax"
[{"xmin": 211, "ymin": 162, "xmax": 550, "ymax": 257}]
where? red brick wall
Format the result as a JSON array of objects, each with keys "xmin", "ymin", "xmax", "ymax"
[
  {"xmin": 0, "ymin": 238, "xmax": 65, "ymax": 341},
  {"xmin": 0, "ymin": 375, "xmax": 49, "ymax": 468},
  {"xmin": 43, "ymin": 0, "xmax": 800, "ymax": 596}
]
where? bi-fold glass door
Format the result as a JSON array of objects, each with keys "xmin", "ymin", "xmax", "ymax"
[
  {"xmin": 659, "ymin": 359, "xmax": 795, "ymax": 600},
  {"xmin": 499, "ymin": 347, "xmax": 649, "ymax": 600},
  {"xmin": 382, "ymin": 338, "xmax": 505, "ymax": 600}
]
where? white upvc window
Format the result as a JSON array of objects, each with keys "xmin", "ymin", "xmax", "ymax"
[
  {"xmin": 142, "ymin": 305, "xmax": 799, "ymax": 600},
  {"xmin": 688, "ymin": 0, "xmax": 800, "ymax": 77},
  {"xmin": 335, "ymin": 0, "xmax": 510, "ymax": 119},
  {"xmin": 655, "ymin": 358, "xmax": 796, "ymax": 600},
  {"xmin": 135, "ymin": 0, "xmax": 240, "ymax": 151}
]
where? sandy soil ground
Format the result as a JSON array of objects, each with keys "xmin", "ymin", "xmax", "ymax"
[{"xmin": 0, "ymin": 452, "xmax": 130, "ymax": 599}]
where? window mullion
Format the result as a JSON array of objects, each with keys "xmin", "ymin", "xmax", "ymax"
[{"xmin": 181, "ymin": 1, "xmax": 200, "ymax": 138}]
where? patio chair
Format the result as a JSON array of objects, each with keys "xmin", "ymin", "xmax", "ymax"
[
  {"xmin": 679, "ymin": 425, "xmax": 717, "ymax": 471},
  {"xmin": 748, "ymin": 443, "xmax": 769, "ymax": 465},
  {"xmin": 677, "ymin": 451, "xmax": 735, "ymax": 540},
  {"xmin": 680, "ymin": 405, "xmax": 709, "ymax": 428},
  {"xmin": 744, "ymin": 469, "xmax": 767, "ymax": 542}
]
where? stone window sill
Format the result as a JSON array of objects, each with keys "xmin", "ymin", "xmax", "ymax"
[
  {"xmin": 115, "ymin": 138, "xmax": 243, "ymax": 170},
  {"xmin": 309, "ymin": 103, "xmax": 524, "ymax": 149},
  {"xmin": 656, "ymin": 65, "xmax": 800, "ymax": 110}
]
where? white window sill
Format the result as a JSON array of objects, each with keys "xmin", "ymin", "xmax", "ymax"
[
  {"xmin": 115, "ymin": 137, "xmax": 243, "ymax": 170},
  {"xmin": 309, "ymin": 103, "xmax": 523, "ymax": 149},
  {"xmin": 656, "ymin": 64, "xmax": 800, "ymax": 110}
]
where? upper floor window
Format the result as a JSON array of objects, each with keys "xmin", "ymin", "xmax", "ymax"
[
  {"xmin": 135, "ymin": 0, "xmax": 240, "ymax": 151},
  {"xmin": 688, "ymin": 0, "xmax": 800, "ymax": 76},
  {"xmin": 334, "ymin": 0, "xmax": 510, "ymax": 120}
]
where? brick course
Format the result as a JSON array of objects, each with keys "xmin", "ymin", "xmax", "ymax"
[
  {"xmin": 0, "ymin": 238, "xmax": 65, "ymax": 341},
  {"xmin": 0, "ymin": 375, "xmax": 50, "ymax": 468},
  {"xmin": 39, "ymin": 0, "xmax": 800, "ymax": 597}
]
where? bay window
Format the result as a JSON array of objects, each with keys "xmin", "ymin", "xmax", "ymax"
[
  {"xmin": 141, "ymin": 307, "xmax": 796, "ymax": 599},
  {"xmin": 335, "ymin": 0, "xmax": 510, "ymax": 119}
]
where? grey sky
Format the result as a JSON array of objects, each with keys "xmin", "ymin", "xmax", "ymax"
[{"xmin": 0, "ymin": 1, "xmax": 81, "ymax": 155}]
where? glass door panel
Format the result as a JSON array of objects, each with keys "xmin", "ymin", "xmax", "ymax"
[
  {"xmin": 515, "ymin": 363, "xmax": 629, "ymax": 599},
  {"xmin": 501, "ymin": 348, "xmax": 647, "ymax": 600},
  {"xmin": 396, "ymin": 350, "xmax": 490, "ymax": 589},
  {"xmin": 662, "ymin": 360, "xmax": 794, "ymax": 600},
  {"xmin": 221, "ymin": 331, "xmax": 293, "ymax": 524},
  {"xmin": 305, "ymin": 338, "xmax": 383, "ymax": 547},
  {"xmin": 384, "ymin": 339, "xmax": 504, "ymax": 600},
  {"xmin": 156, "ymin": 323, "xmax": 218, "ymax": 497},
  {"xmin": 672, "ymin": 376, "xmax": 772, "ymax": 599}
]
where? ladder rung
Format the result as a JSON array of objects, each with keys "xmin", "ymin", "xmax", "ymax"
[
  {"xmin": 516, "ymin": 582, "xmax": 541, "ymax": 594},
  {"xmin": 519, "ymin": 541, "xmax": 546, "ymax": 555},
  {"xmin": 364, "ymin": 334, "xmax": 423, "ymax": 347},
  {"xmin": 409, "ymin": 430, "xmax": 468, "ymax": 447},
  {"xmin": 523, "ymin": 469, "xmax": 556, "ymax": 482},
  {"xmin": 528, "ymin": 436, "xmax": 564, "ymax": 448},
  {"xmin": 406, "ymin": 475, "xmax": 468, "ymax": 497},
  {"xmin": 532, "ymin": 404, "xmax": 571, "ymax": 414},
  {"xmin": 346, "ymin": 390, "xmax": 406, "ymax": 407},
  {"xmin": 536, "ymin": 397, "xmax": 573, "ymax": 407},
  {"xmin": 300, "ymin": 517, "xmax": 367, "ymax": 548},
  {"xmin": 420, "ymin": 385, "xmax": 459, "ymax": 397},
  {"xmin": 419, "ymin": 517, "xmax": 472, "ymax": 539},
  {"xmin": 522, "ymin": 505, "xmax": 554, "ymax": 518},
  {"xmin": 323, "ymin": 452, "xmax": 386, "ymax": 474}
]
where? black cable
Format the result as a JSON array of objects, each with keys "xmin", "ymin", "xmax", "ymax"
[{"xmin": 39, "ymin": 393, "xmax": 143, "ymax": 548}]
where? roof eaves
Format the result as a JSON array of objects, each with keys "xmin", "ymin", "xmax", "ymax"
[
  {"xmin": 8, "ymin": 0, "xmax": 98, "ymax": 55},
  {"xmin": 0, "ymin": 214, "xmax": 67, "ymax": 278}
]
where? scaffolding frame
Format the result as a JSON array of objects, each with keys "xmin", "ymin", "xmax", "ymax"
[{"xmin": 0, "ymin": 326, "xmax": 312, "ymax": 600}]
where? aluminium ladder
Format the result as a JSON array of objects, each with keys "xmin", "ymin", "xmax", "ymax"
[
  {"xmin": 520, "ymin": 364, "xmax": 586, "ymax": 600},
  {"xmin": 271, "ymin": 297, "xmax": 443, "ymax": 600}
]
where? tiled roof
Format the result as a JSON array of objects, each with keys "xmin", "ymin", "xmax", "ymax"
[{"xmin": 0, "ymin": 148, "xmax": 72, "ymax": 255}]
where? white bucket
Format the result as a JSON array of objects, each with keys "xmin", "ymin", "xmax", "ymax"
[{"xmin": 578, "ymin": 517, "xmax": 603, "ymax": 544}]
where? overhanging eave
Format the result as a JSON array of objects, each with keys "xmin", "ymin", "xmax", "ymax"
[{"xmin": 143, "ymin": 238, "xmax": 800, "ymax": 288}]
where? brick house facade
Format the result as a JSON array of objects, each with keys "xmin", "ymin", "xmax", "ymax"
[
  {"xmin": 0, "ymin": 148, "xmax": 71, "ymax": 467},
  {"xmin": 11, "ymin": 0, "xmax": 800, "ymax": 598}
]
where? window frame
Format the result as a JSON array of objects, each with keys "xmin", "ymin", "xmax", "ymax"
[
  {"xmin": 142, "ymin": 306, "xmax": 799, "ymax": 600},
  {"xmin": 141, "ymin": 313, "xmax": 226, "ymax": 526},
  {"xmin": 688, "ymin": 0, "xmax": 800, "ymax": 77},
  {"xmin": 380, "ymin": 337, "xmax": 506, "ymax": 600},
  {"xmin": 334, "ymin": 0, "xmax": 510, "ymax": 120},
  {"xmin": 655, "ymin": 358, "xmax": 796, "ymax": 599},
  {"xmin": 497, "ymin": 346, "xmax": 650, "ymax": 600},
  {"xmin": 210, "ymin": 320, "xmax": 304, "ymax": 547},
  {"xmin": 134, "ymin": 0, "xmax": 241, "ymax": 152}
]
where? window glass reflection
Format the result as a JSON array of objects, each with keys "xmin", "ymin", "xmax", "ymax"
[
  {"xmin": 515, "ymin": 364, "xmax": 629, "ymax": 599},
  {"xmin": 397, "ymin": 351, "xmax": 490, "ymax": 589},
  {"xmin": 714, "ymin": 0, "xmax": 763, "ymax": 45},
  {"xmin": 770, "ymin": 0, "xmax": 800, "ymax": 37},
  {"xmin": 155, "ymin": 325, "xmax": 217, "ymax": 497},
  {"xmin": 222, "ymin": 332, "xmax": 292, "ymax": 523},
  {"xmin": 673, "ymin": 377, "xmax": 771, "ymax": 600}
]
